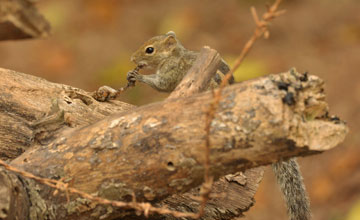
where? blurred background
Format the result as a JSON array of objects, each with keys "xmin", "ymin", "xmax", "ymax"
[{"xmin": 0, "ymin": 0, "xmax": 359, "ymax": 219}]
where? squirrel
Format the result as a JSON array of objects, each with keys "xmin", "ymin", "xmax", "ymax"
[
  {"xmin": 127, "ymin": 31, "xmax": 311, "ymax": 220},
  {"xmin": 127, "ymin": 31, "xmax": 234, "ymax": 92}
]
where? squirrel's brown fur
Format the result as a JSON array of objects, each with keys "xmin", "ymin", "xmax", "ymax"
[{"xmin": 128, "ymin": 31, "xmax": 233, "ymax": 92}]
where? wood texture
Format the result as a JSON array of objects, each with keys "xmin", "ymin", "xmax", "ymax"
[
  {"xmin": 0, "ymin": 68, "xmax": 134, "ymax": 160},
  {"xmin": 0, "ymin": 59, "xmax": 263, "ymax": 219},
  {"xmin": 2, "ymin": 67, "xmax": 347, "ymax": 219},
  {"xmin": 0, "ymin": 62, "xmax": 262, "ymax": 220},
  {"xmin": 168, "ymin": 46, "xmax": 221, "ymax": 99},
  {"xmin": 161, "ymin": 47, "xmax": 263, "ymax": 220},
  {"xmin": 0, "ymin": 168, "xmax": 29, "ymax": 220}
]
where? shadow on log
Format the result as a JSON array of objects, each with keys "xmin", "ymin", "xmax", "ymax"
[{"xmin": 0, "ymin": 48, "xmax": 348, "ymax": 219}]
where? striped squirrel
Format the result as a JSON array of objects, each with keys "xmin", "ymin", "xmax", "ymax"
[{"xmin": 127, "ymin": 31, "xmax": 311, "ymax": 220}]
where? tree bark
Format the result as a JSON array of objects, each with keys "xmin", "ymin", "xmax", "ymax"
[
  {"xmin": 0, "ymin": 68, "xmax": 134, "ymax": 160},
  {"xmin": 0, "ymin": 48, "xmax": 264, "ymax": 220},
  {"xmin": 0, "ymin": 0, "xmax": 50, "ymax": 40},
  {"xmin": 0, "ymin": 64, "xmax": 347, "ymax": 219},
  {"xmin": 148, "ymin": 48, "xmax": 264, "ymax": 220},
  {"xmin": 0, "ymin": 168, "xmax": 30, "ymax": 219},
  {"xmin": 168, "ymin": 46, "xmax": 222, "ymax": 99}
]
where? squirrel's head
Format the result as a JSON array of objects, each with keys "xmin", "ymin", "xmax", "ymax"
[{"xmin": 131, "ymin": 31, "xmax": 181, "ymax": 68}]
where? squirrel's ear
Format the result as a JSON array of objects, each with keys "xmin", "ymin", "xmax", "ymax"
[
  {"xmin": 166, "ymin": 31, "xmax": 176, "ymax": 37},
  {"xmin": 163, "ymin": 33, "xmax": 177, "ymax": 46}
]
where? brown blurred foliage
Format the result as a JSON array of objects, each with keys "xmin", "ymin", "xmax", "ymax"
[{"xmin": 0, "ymin": 0, "xmax": 359, "ymax": 219}]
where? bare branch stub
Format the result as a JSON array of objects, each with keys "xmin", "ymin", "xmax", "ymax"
[{"xmin": 168, "ymin": 46, "xmax": 221, "ymax": 99}]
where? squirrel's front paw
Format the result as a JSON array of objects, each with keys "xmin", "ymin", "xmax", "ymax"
[{"xmin": 126, "ymin": 70, "xmax": 140, "ymax": 83}]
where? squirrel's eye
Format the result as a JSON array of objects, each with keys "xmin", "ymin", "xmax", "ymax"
[{"xmin": 145, "ymin": 47, "xmax": 154, "ymax": 54}]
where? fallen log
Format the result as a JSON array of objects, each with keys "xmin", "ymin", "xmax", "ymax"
[
  {"xmin": 0, "ymin": 66, "xmax": 346, "ymax": 219},
  {"xmin": 0, "ymin": 48, "xmax": 266, "ymax": 220}
]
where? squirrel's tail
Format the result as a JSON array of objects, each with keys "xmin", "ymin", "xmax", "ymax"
[{"xmin": 272, "ymin": 158, "xmax": 311, "ymax": 220}]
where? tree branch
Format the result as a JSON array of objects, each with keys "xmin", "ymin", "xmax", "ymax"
[
  {"xmin": 160, "ymin": 47, "xmax": 263, "ymax": 220},
  {"xmin": 168, "ymin": 46, "xmax": 221, "ymax": 99},
  {"xmin": 0, "ymin": 68, "xmax": 134, "ymax": 160},
  {"xmin": 0, "ymin": 48, "xmax": 266, "ymax": 220},
  {"xmin": 0, "ymin": 67, "xmax": 346, "ymax": 219}
]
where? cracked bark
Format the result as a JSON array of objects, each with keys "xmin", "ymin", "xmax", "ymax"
[{"xmin": 0, "ymin": 57, "xmax": 348, "ymax": 219}]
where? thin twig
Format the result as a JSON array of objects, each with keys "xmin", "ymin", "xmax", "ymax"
[
  {"xmin": 114, "ymin": 64, "xmax": 145, "ymax": 97},
  {"xmin": 0, "ymin": 159, "xmax": 199, "ymax": 219},
  {"xmin": 221, "ymin": 0, "xmax": 285, "ymax": 88},
  {"xmin": 200, "ymin": 0, "xmax": 285, "ymax": 216}
]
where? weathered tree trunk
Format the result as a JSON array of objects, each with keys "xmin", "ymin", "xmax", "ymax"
[
  {"xmin": 0, "ymin": 68, "xmax": 134, "ymax": 160},
  {"xmin": 0, "ymin": 48, "xmax": 263, "ymax": 220},
  {"xmin": 0, "ymin": 60, "xmax": 347, "ymax": 219},
  {"xmin": 1, "ymin": 63, "xmax": 263, "ymax": 220},
  {"xmin": 0, "ymin": 2, "xmax": 348, "ymax": 220}
]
